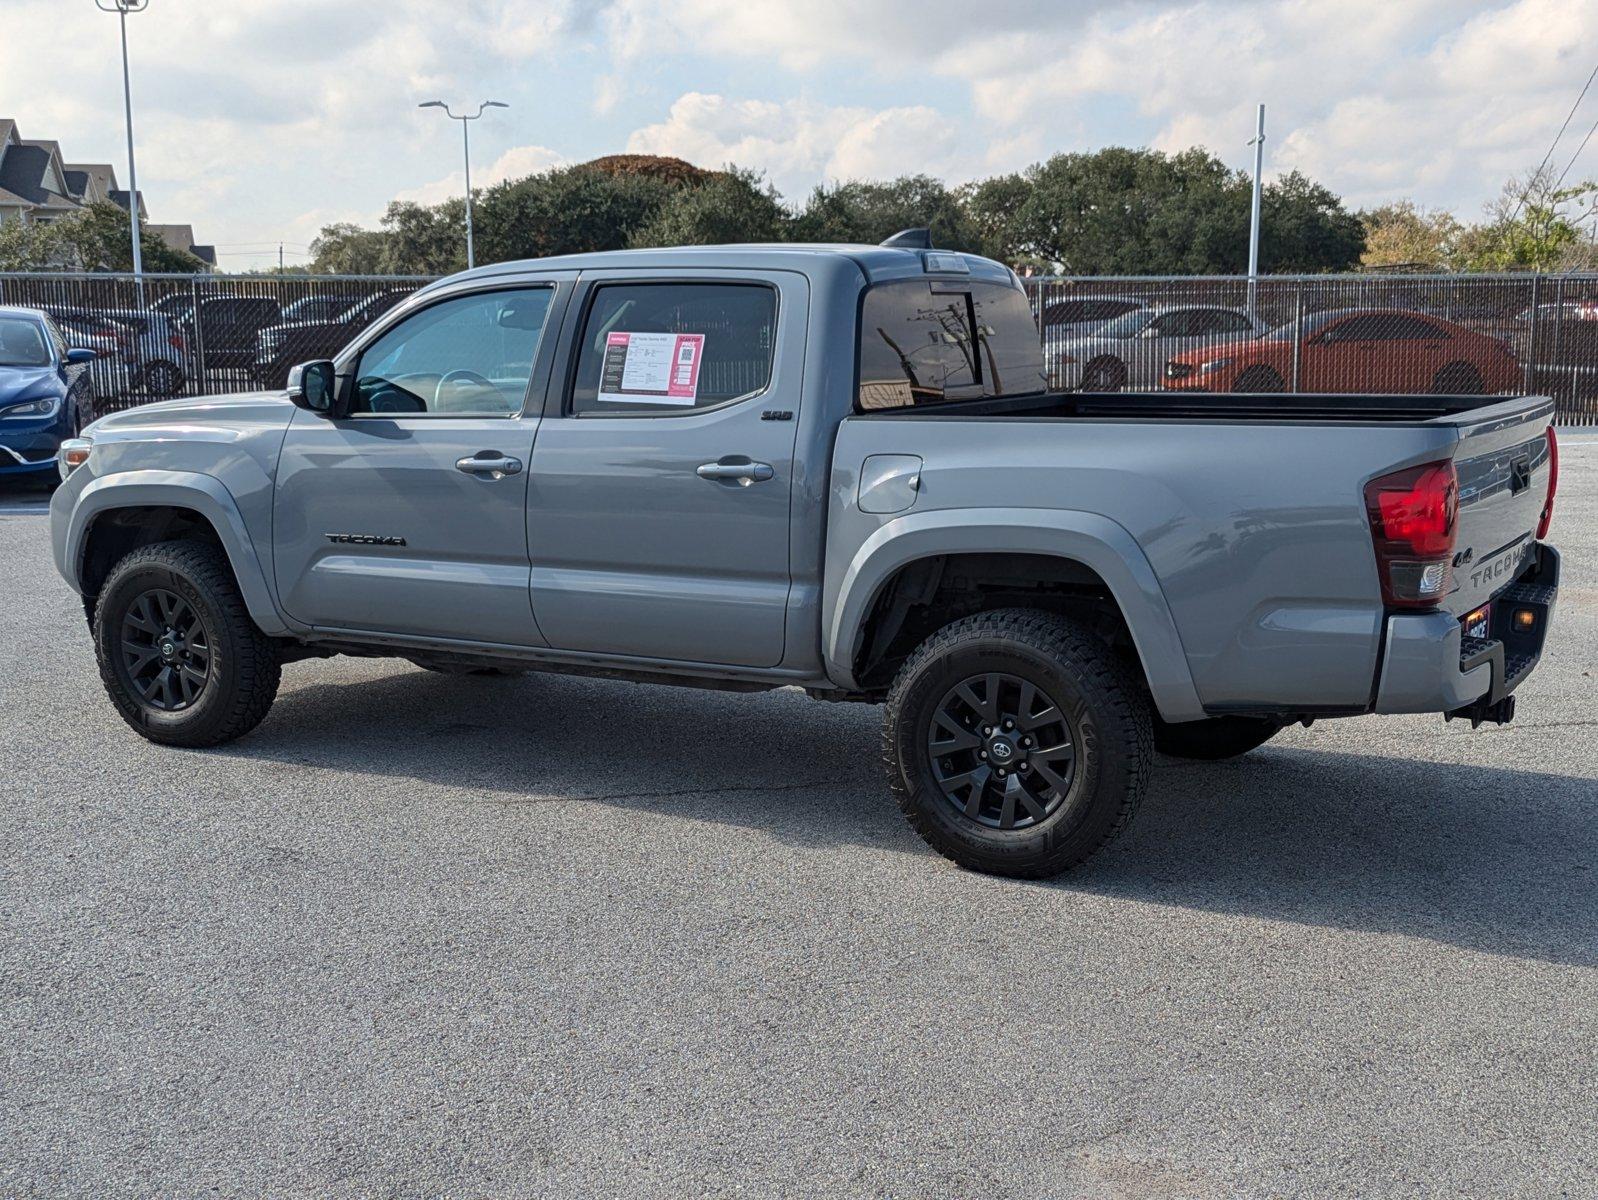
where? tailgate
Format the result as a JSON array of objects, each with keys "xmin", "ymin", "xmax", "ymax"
[{"xmin": 1443, "ymin": 398, "xmax": 1555, "ymax": 619}]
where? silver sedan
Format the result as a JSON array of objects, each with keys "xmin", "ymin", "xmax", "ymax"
[{"xmin": 1046, "ymin": 304, "xmax": 1268, "ymax": 391}]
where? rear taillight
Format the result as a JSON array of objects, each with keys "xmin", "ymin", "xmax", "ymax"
[
  {"xmin": 1538, "ymin": 426, "xmax": 1558, "ymax": 540},
  {"xmin": 169, "ymin": 332, "xmax": 186, "ymax": 353},
  {"xmin": 1364, "ymin": 459, "xmax": 1459, "ymax": 609}
]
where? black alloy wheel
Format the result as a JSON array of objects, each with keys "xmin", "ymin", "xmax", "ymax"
[
  {"xmin": 117, "ymin": 587, "xmax": 213, "ymax": 711},
  {"xmin": 927, "ymin": 671, "xmax": 1078, "ymax": 830}
]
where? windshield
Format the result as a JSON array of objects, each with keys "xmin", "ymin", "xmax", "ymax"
[
  {"xmin": 0, "ymin": 317, "xmax": 51, "ymax": 367},
  {"xmin": 1096, "ymin": 310, "xmax": 1156, "ymax": 339}
]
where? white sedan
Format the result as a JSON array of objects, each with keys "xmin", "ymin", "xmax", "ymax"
[{"xmin": 1046, "ymin": 304, "xmax": 1268, "ymax": 391}]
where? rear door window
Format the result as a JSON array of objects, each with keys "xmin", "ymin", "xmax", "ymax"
[
  {"xmin": 858, "ymin": 280, "xmax": 1044, "ymax": 410},
  {"xmin": 570, "ymin": 282, "xmax": 777, "ymax": 415}
]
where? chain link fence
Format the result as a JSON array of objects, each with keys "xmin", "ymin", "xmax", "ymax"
[
  {"xmin": 1023, "ymin": 273, "xmax": 1598, "ymax": 425},
  {"xmin": 0, "ymin": 272, "xmax": 432, "ymax": 413},
  {"xmin": 3, "ymin": 270, "xmax": 1596, "ymax": 425}
]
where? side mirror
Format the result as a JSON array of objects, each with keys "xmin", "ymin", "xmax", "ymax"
[
  {"xmin": 287, "ymin": 360, "xmax": 337, "ymax": 415},
  {"xmin": 65, "ymin": 347, "xmax": 97, "ymax": 364}
]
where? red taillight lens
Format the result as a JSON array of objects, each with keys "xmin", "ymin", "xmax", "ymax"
[
  {"xmin": 1538, "ymin": 426, "xmax": 1558, "ymax": 540},
  {"xmin": 1364, "ymin": 459, "xmax": 1459, "ymax": 608},
  {"xmin": 169, "ymin": 332, "xmax": 186, "ymax": 353}
]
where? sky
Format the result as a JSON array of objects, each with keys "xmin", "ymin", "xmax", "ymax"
[{"xmin": 3, "ymin": 0, "xmax": 1596, "ymax": 271}]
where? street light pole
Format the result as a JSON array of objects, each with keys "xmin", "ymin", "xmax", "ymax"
[
  {"xmin": 418, "ymin": 100, "xmax": 508, "ymax": 270},
  {"xmin": 96, "ymin": 0, "xmax": 149, "ymax": 298},
  {"xmin": 1247, "ymin": 103, "xmax": 1266, "ymax": 320}
]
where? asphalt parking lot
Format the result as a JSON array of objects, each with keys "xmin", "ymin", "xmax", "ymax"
[{"xmin": 3, "ymin": 440, "xmax": 1596, "ymax": 1199}]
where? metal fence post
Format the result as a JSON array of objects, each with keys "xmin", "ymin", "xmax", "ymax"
[
  {"xmin": 1290, "ymin": 279, "xmax": 1304, "ymax": 393},
  {"xmin": 190, "ymin": 275, "xmax": 206, "ymax": 395},
  {"xmin": 1525, "ymin": 275, "xmax": 1540, "ymax": 395},
  {"xmin": 1549, "ymin": 275, "xmax": 1565, "ymax": 409}
]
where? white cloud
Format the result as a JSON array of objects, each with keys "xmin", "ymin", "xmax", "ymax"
[
  {"xmin": 626, "ymin": 93, "xmax": 992, "ymax": 197},
  {"xmin": 395, "ymin": 145, "xmax": 568, "ymax": 207}
]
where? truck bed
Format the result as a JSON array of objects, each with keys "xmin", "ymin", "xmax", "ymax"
[{"xmin": 828, "ymin": 389, "xmax": 1555, "ymax": 718}]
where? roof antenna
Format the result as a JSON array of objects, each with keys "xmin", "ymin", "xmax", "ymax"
[{"xmin": 881, "ymin": 227, "xmax": 933, "ymax": 249}]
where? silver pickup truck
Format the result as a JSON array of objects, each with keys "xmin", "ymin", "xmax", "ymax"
[{"xmin": 49, "ymin": 239, "xmax": 1562, "ymax": 878}]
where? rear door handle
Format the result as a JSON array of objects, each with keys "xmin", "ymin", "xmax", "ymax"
[
  {"xmin": 455, "ymin": 452, "xmax": 523, "ymax": 478},
  {"xmin": 697, "ymin": 458, "xmax": 774, "ymax": 485}
]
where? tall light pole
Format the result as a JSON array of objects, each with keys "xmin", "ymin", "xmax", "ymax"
[
  {"xmin": 1246, "ymin": 103, "xmax": 1266, "ymax": 319},
  {"xmin": 96, "ymin": 0, "xmax": 148, "ymax": 297},
  {"xmin": 418, "ymin": 100, "xmax": 507, "ymax": 269}
]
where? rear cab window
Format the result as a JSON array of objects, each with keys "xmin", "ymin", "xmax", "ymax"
[
  {"xmin": 570, "ymin": 282, "xmax": 777, "ymax": 415},
  {"xmin": 858, "ymin": 279, "xmax": 1045, "ymax": 410}
]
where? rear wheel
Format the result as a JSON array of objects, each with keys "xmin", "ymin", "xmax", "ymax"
[
  {"xmin": 94, "ymin": 540, "xmax": 280, "ymax": 746},
  {"xmin": 1432, "ymin": 362, "xmax": 1484, "ymax": 394},
  {"xmin": 1152, "ymin": 714, "xmax": 1280, "ymax": 760},
  {"xmin": 1081, "ymin": 356, "xmax": 1128, "ymax": 392},
  {"xmin": 1232, "ymin": 365, "xmax": 1285, "ymax": 393},
  {"xmin": 883, "ymin": 608, "xmax": 1151, "ymax": 878}
]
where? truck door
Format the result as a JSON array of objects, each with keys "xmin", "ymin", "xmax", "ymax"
[
  {"xmin": 525, "ymin": 272, "xmax": 805, "ymax": 668},
  {"xmin": 272, "ymin": 281, "xmax": 566, "ymax": 646}
]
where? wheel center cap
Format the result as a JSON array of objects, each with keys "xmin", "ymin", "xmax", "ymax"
[{"xmin": 987, "ymin": 737, "xmax": 1019, "ymax": 764}]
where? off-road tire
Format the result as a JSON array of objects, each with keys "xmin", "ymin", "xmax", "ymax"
[
  {"xmin": 1152, "ymin": 714, "xmax": 1280, "ymax": 760},
  {"xmin": 1232, "ymin": 365, "xmax": 1285, "ymax": 393},
  {"xmin": 94, "ymin": 540, "xmax": 280, "ymax": 747},
  {"xmin": 883, "ymin": 608, "xmax": 1152, "ymax": 879}
]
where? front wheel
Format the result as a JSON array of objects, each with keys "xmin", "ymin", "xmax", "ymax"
[
  {"xmin": 1152, "ymin": 714, "xmax": 1280, "ymax": 760},
  {"xmin": 883, "ymin": 609, "xmax": 1152, "ymax": 879},
  {"xmin": 94, "ymin": 540, "xmax": 281, "ymax": 746}
]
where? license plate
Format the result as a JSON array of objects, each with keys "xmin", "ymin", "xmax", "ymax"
[{"xmin": 1465, "ymin": 604, "xmax": 1491, "ymax": 641}]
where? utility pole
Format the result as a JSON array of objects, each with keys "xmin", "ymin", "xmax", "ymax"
[
  {"xmin": 97, "ymin": 0, "xmax": 149, "ymax": 301},
  {"xmin": 279, "ymin": 242, "xmax": 284, "ymax": 273},
  {"xmin": 1247, "ymin": 103, "xmax": 1266, "ymax": 319},
  {"xmin": 418, "ymin": 100, "xmax": 508, "ymax": 270}
]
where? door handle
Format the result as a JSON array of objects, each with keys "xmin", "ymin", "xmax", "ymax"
[
  {"xmin": 696, "ymin": 459, "xmax": 774, "ymax": 485},
  {"xmin": 455, "ymin": 452, "xmax": 523, "ymax": 478}
]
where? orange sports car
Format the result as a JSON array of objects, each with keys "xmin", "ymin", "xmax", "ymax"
[{"xmin": 1163, "ymin": 308, "xmax": 1522, "ymax": 394}]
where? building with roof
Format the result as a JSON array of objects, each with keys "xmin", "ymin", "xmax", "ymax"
[{"xmin": 0, "ymin": 117, "xmax": 210, "ymax": 269}]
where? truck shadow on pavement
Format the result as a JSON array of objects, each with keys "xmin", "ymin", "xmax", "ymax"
[{"xmin": 223, "ymin": 664, "xmax": 1597, "ymax": 969}]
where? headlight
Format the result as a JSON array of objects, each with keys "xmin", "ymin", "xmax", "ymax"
[
  {"xmin": 1198, "ymin": 357, "xmax": 1235, "ymax": 374},
  {"xmin": 58, "ymin": 436, "xmax": 92, "ymax": 481},
  {"xmin": 0, "ymin": 396, "xmax": 60, "ymax": 418}
]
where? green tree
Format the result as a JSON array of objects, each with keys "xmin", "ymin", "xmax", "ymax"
[
  {"xmin": 0, "ymin": 216, "xmax": 76, "ymax": 270},
  {"xmin": 957, "ymin": 172, "xmax": 1033, "ymax": 264},
  {"xmin": 791, "ymin": 176, "xmax": 979, "ymax": 250},
  {"xmin": 1006, "ymin": 147, "xmax": 1242, "ymax": 273},
  {"xmin": 1258, "ymin": 170, "xmax": 1366, "ymax": 273},
  {"xmin": 475, "ymin": 164, "xmax": 675, "ymax": 264},
  {"xmin": 998, "ymin": 147, "xmax": 1361, "ymax": 274},
  {"xmin": 1460, "ymin": 166, "xmax": 1597, "ymax": 271},
  {"xmin": 1359, "ymin": 200, "xmax": 1465, "ymax": 270},
  {"xmin": 378, "ymin": 198, "xmax": 470, "ymax": 274},
  {"xmin": 308, "ymin": 221, "xmax": 393, "ymax": 275},
  {"xmin": 0, "ymin": 202, "xmax": 206, "ymax": 272},
  {"xmin": 629, "ymin": 168, "xmax": 787, "ymax": 247}
]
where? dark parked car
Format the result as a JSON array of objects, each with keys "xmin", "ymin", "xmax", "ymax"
[
  {"xmin": 155, "ymin": 293, "xmax": 284, "ymax": 372},
  {"xmin": 252, "ymin": 289, "xmax": 414, "ymax": 387},
  {"xmin": 0, "ymin": 306, "xmax": 96, "ymax": 483}
]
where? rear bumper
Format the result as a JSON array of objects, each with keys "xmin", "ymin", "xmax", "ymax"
[{"xmin": 1373, "ymin": 544, "xmax": 1559, "ymax": 714}]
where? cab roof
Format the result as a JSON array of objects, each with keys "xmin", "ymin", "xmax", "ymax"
[{"xmin": 419, "ymin": 243, "xmax": 1017, "ymax": 297}]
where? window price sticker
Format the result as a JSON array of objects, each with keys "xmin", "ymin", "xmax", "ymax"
[{"xmin": 598, "ymin": 331, "xmax": 705, "ymax": 404}]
